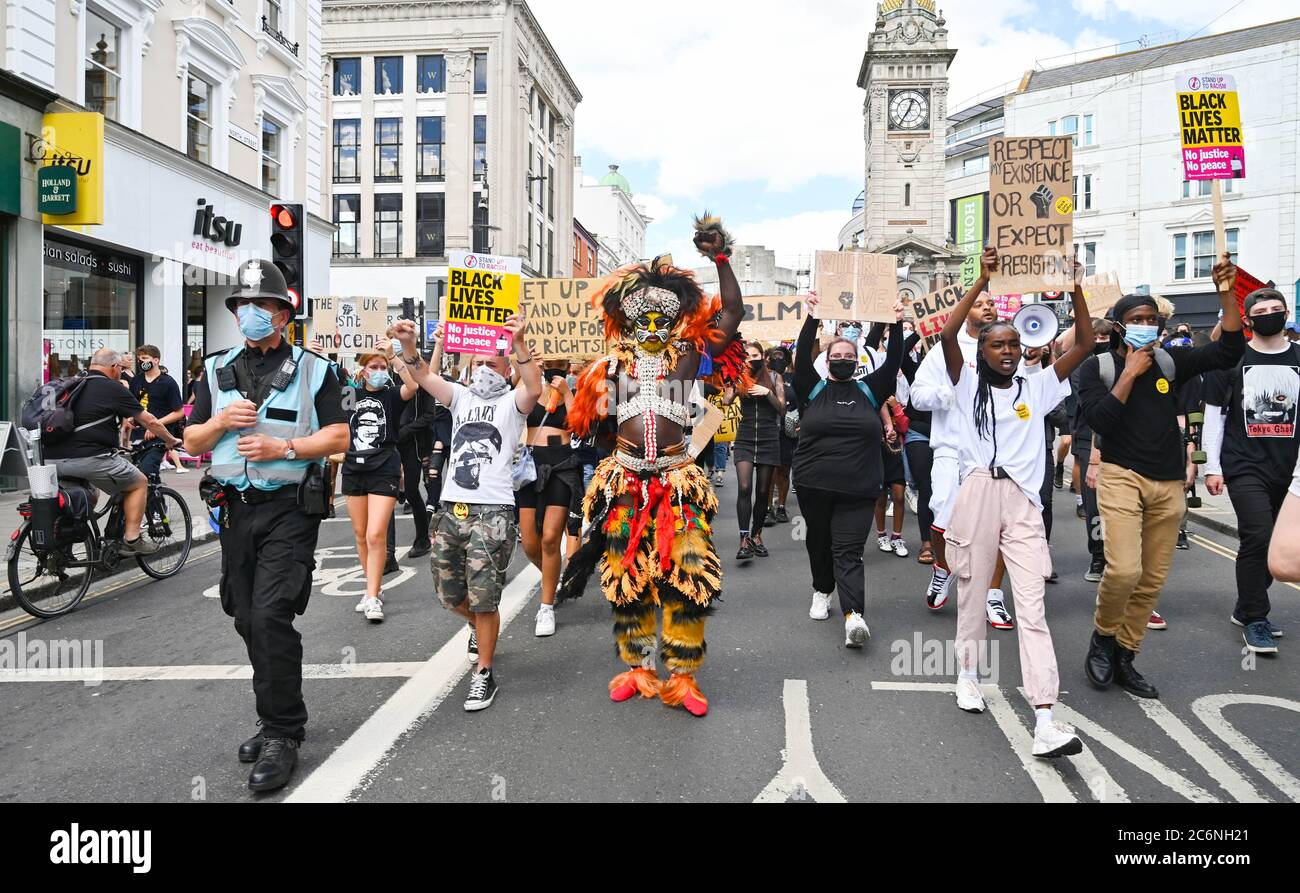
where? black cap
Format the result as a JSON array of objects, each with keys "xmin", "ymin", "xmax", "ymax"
[
  {"xmin": 224, "ymin": 259, "xmax": 295, "ymax": 316},
  {"xmin": 1243, "ymin": 287, "xmax": 1287, "ymax": 316}
]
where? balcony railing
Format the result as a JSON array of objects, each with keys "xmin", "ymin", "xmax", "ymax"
[
  {"xmin": 261, "ymin": 16, "xmax": 299, "ymax": 56},
  {"xmin": 946, "ymin": 116, "xmax": 1004, "ymax": 146}
]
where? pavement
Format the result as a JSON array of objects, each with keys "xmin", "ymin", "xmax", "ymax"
[{"xmin": 0, "ymin": 460, "xmax": 1295, "ymax": 804}]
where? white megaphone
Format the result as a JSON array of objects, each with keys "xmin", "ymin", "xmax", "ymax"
[{"xmin": 1013, "ymin": 303, "xmax": 1060, "ymax": 349}]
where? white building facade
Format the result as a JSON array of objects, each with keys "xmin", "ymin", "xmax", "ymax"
[
  {"xmin": 323, "ymin": 0, "xmax": 581, "ymax": 324},
  {"xmin": 2, "ymin": 0, "xmax": 332, "ymax": 391},
  {"xmin": 573, "ymin": 159, "xmax": 648, "ymax": 274},
  {"xmin": 694, "ymin": 244, "xmax": 798, "ymax": 297}
]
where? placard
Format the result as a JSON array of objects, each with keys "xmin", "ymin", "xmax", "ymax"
[
  {"xmin": 908, "ymin": 283, "xmax": 967, "ymax": 353},
  {"xmin": 992, "ymin": 294, "xmax": 1023, "ymax": 320},
  {"xmin": 1177, "ymin": 72, "xmax": 1245, "ymax": 181},
  {"xmin": 520, "ymin": 277, "xmax": 607, "ymax": 360},
  {"xmin": 989, "ymin": 136, "xmax": 1074, "ymax": 295},
  {"xmin": 743, "ymin": 294, "xmax": 808, "ymax": 344},
  {"xmin": 313, "ymin": 296, "xmax": 388, "ymax": 353},
  {"xmin": 1082, "ymin": 273, "xmax": 1124, "ymax": 318},
  {"xmin": 813, "ymin": 251, "xmax": 897, "ymax": 323},
  {"xmin": 712, "ymin": 396, "xmax": 741, "ymax": 444},
  {"xmin": 688, "ymin": 397, "xmax": 725, "ymax": 458},
  {"xmin": 444, "ymin": 250, "xmax": 522, "ymax": 355},
  {"xmin": 955, "ymin": 193, "xmax": 986, "ymax": 288}
]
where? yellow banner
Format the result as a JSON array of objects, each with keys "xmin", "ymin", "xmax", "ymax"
[{"xmin": 40, "ymin": 112, "xmax": 104, "ymax": 225}]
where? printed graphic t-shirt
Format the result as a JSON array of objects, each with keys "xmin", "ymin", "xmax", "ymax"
[
  {"xmin": 440, "ymin": 383, "xmax": 526, "ymax": 507},
  {"xmin": 344, "ymin": 384, "xmax": 407, "ymax": 476},
  {"xmin": 1204, "ymin": 344, "xmax": 1300, "ymax": 483},
  {"xmin": 952, "ymin": 365, "xmax": 1073, "ymax": 511}
]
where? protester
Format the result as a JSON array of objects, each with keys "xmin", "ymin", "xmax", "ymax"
[
  {"xmin": 391, "ymin": 313, "xmax": 541, "ymax": 711},
  {"xmin": 127, "ymin": 346, "xmax": 187, "ymax": 478},
  {"xmin": 813, "ymin": 319, "xmax": 882, "ymax": 381},
  {"xmin": 1072, "ymin": 318, "xmax": 1114, "ymax": 583},
  {"xmin": 1077, "ymin": 257, "xmax": 1245, "ymax": 699},
  {"xmin": 765, "ymin": 344, "xmax": 796, "ymax": 525},
  {"xmin": 1204, "ymin": 287, "xmax": 1297, "ymax": 654},
  {"xmin": 941, "ymin": 249, "xmax": 1092, "ymax": 759},
  {"xmin": 793, "ymin": 292, "xmax": 904, "ymax": 646},
  {"xmin": 734, "ymin": 342, "xmax": 785, "ymax": 560},
  {"xmin": 396, "ymin": 350, "xmax": 438, "ymax": 559},
  {"xmin": 875, "ymin": 396, "xmax": 909, "ymax": 557}
]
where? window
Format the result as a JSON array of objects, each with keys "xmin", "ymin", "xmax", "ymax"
[
  {"xmin": 474, "ymin": 52, "xmax": 487, "ymax": 94},
  {"xmin": 417, "ymin": 117, "xmax": 444, "ymax": 182},
  {"xmin": 375, "ymin": 56, "xmax": 402, "ymax": 94},
  {"xmin": 265, "ymin": 0, "xmax": 282, "ymax": 33},
  {"xmin": 186, "ymin": 73, "xmax": 213, "ymax": 165},
  {"xmin": 1083, "ymin": 114, "xmax": 1094, "ymax": 146},
  {"xmin": 374, "ymin": 194, "xmax": 402, "ymax": 257},
  {"xmin": 1182, "ymin": 179, "xmax": 1235, "ymax": 199},
  {"xmin": 417, "ymin": 55, "xmax": 445, "ymax": 93},
  {"xmin": 1052, "ymin": 114, "xmax": 1094, "ymax": 148},
  {"xmin": 332, "ymin": 119, "xmax": 360, "ymax": 183},
  {"xmin": 1073, "ymin": 242, "xmax": 1097, "ymax": 277},
  {"xmin": 474, "ymin": 115, "xmax": 487, "ymax": 179},
  {"xmin": 961, "ymin": 154, "xmax": 989, "ymax": 177},
  {"xmin": 547, "ymin": 164, "xmax": 555, "ymax": 221},
  {"xmin": 904, "ymin": 183, "xmax": 911, "ymax": 207},
  {"xmin": 416, "ymin": 193, "xmax": 445, "ymax": 258},
  {"xmin": 261, "ymin": 117, "xmax": 281, "ymax": 195},
  {"xmin": 333, "ymin": 194, "xmax": 359, "ymax": 257},
  {"xmin": 84, "ymin": 9, "xmax": 122, "ymax": 122},
  {"xmin": 1072, "ymin": 174, "xmax": 1092, "ymax": 211},
  {"xmin": 1174, "ymin": 228, "xmax": 1239, "ymax": 280},
  {"xmin": 333, "ymin": 57, "xmax": 360, "ymax": 96},
  {"xmin": 375, "ymin": 118, "xmax": 401, "ymax": 181},
  {"xmin": 473, "ymin": 192, "xmax": 489, "ymax": 253},
  {"xmin": 536, "ymin": 149, "xmax": 544, "ymax": 209}
]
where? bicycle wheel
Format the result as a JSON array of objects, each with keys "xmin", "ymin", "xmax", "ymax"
[
  {"xmin": 135, "ymin": 487, "xmax": 193, "ymax": 581},
  {"xmin": 6, "ymin": 523, "xmax": 95, "ymax": 619}
]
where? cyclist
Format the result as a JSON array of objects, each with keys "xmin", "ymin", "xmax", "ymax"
[{"xmin": 43, "ymin": 348, "xmax": 182, "ymax": 555}]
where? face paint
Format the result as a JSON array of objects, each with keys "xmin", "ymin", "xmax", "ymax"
[{"xmin": 634, "ymin": 311, "xmax": 673, "ymax": 354}]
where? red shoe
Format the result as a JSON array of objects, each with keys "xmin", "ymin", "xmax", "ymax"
[
  {"xmin": 660, "ymin": 673, "xmax": 709, "ymax": 717},
  {"xmin": 1147, "ymin": 611, "xmax": 1168, "ymax": 631},
  {"xmin": 609, "ymin": 668, "xmax": 660, "ymax": 703}
]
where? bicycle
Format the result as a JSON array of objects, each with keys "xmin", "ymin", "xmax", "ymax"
[{"xmin": 5, "ymin": 440, "xmax": 194, "ymax": 619}]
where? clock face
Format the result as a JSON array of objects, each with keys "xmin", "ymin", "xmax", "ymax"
[{"xmin": 889, "ymin": 89, "xmax": 930, "ymax": 131}]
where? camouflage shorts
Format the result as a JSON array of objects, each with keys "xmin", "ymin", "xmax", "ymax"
[{"xmin": 431, "ymin": 504, "xmax": 518, "ymax": 613}]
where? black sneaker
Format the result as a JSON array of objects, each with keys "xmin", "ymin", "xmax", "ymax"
[
  {"xmin": 752, "ymin": 536, "xmax": 770, "ymax": 558},
  {"xmin": 467, "ymin": 626, "xmax": 479, "ymax": 660},
  {"xmin": 764, "ymin": 513, "xmax": 778, "ymax": 528},
  {"xmin": 408, "ymin": 540, "xmax": 431, "ymax": 559},
  {"xmin": 247, "ymin": 737, "xmax": 299, "ymax": 792},
  {"xmin": 736, "ymin": 536, "xmax": 755, "ymax": 561},
  {"xmin": 464, "ymin": 668, "xmax": 498, "ymax": 712},
  {"xmin": 1076, "ymin": 502, "xmax": 1086, "ymax": 520},
  {"xmin": 774, "ymin": 505, "xmax": 790, "ymax": 524},
  {"xmin": 1085, "ymin": 555, "xmax": 1106, "ymax": 583},
  {"xmin": 1053, "ymin": 464, "xmax": 1065, "ymax": 490},
  {"xmin": 1231, "ymin": 614, "xmax": 1284, "ymax": 638},
  {"xmin": 1176, "ymin": 529, "xmax": 1189, "ymax": 551}
]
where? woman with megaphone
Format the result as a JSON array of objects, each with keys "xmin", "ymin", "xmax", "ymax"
[{"xmin": 939, "ymin": 247, "xmax": 1095, "ymax": 761}]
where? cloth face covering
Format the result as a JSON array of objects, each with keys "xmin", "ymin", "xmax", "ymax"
[
  {"xmin": 1250, "ymin": 312, "xmax": 1288, "ymax": 337},
  {"xmin": 828, "ymin": 359, "xmax": 856, "ymax": 381},
  {"xmin": 470, "ymin": 365, "xmax": 510, "ymax": 400}
]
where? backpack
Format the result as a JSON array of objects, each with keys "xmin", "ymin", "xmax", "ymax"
[
  {"xmin": 1096, "ymin": 349, "xmax": 1176, "ymax": 390},
  {"xmin": 19, "ymin": 376, "xmax": 115, "ymax": 444},
  {"xmin": 808, "ymin": 378, "xmax": 880, "ymax": 410}
]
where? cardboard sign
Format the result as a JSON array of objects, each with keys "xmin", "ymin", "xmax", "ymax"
[
  {"xmin": 688, "ymin": 397, "xmax": 725, "ymax": 458},
  {"xmin": 813, "ymin": 251, "xmax": 897, "ymax": 324},
  {"xmin": 743, "ymin": 294, "xmax": 808, "ymax": 344},
  {"xmin": 313, "ymin": 296, "xmax": 388, "ymax": 353},
  {"xmin": 908, "ymin": 283, "xmax": 967, "ymax": 353},
  {"xmin": 1082, "ymin": 273, "xmax": 1124, "ymax": 317},
  {"xmin": 444, "ymin": 250, "xmax": 522, "ymax": 355},
  {"xmin": 1177, "ymin": 72, "xmax": 1245, "ymax": 181},
  {"xmin": 521, "ymin": 277, "xmax": 607, "ymax": 360},
  {"xmin": 989, "ymin": 137, "xmax": 1074, "ymax": 295}
]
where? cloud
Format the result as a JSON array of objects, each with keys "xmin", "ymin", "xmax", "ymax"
[
  {"xmin": 732, "ymin": 210, "xmax": 850, "ymax": 269},
  {"xmin": 634, "ymin": 193, "xmax": 678, "ymax": 227},
  {"xmin": 1072, "ymin": 0, "xmax": 1281, "ymax": 31}
]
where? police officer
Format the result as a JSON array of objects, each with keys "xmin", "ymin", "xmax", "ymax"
[{"xmin": 184, "ymin": 259, "xmax": 349, "ymax": 793}]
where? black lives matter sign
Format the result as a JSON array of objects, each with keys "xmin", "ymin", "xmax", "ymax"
[{"xmin": 989, "ymin": 137, "xmax": 1074, "ymax": 295}]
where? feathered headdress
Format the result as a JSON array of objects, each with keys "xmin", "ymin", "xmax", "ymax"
[{"xmin": 593, "ymin": 256, "xmax": 708, "ymax": 339}]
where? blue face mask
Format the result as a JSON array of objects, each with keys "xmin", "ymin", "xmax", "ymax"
[
  {"xmin": 1122, "ymin": 324, "xmax": 1160, "ymax": 350},
  {"xmin": 238, "ymin": 304, "xmax": 276, "ymax": 341},
  {"xmin": 367, "ymin": 371, "xmax": 391, "ymax": 389},
  {"xmin": 842, "ymin": 326, "xmax": 862, "ymax": 342}
]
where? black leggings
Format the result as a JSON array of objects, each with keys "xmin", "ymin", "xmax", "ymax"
[
  {"xmin": 903, "ymin": 438, "xmax": 935, "ymax": 542},
  {"xmin": 399, "ymin": 438, "xmax": 433, "ymax": 545},
  {"xmin": 735, "ymin": 461, "xmax": 775, "ymax": 534}
]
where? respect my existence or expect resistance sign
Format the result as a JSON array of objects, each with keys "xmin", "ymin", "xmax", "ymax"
[{"xmin": 989, "ymin": 136, "xmax": 1074, "ymax": 296}]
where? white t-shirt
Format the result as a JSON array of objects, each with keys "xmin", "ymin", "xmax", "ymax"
[
  {"xmin": 952, "ymin": 365, "xmax": 1072, "ymax": 510},
  {"xmin": 814, "ymin": 341, "xmax": 883, "ymax": 382},
  {"xmin": 440, "ymin": 384, "xmax": 527, "ymax": 507}
]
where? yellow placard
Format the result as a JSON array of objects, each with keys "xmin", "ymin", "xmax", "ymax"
[
  {"xmin": 713, "ymin": 398, "xmax": 741, "ymax": 444},
  {"xmin": 444, "ymin": 251, "xmax": 523, "ymax": 354},
  {"xmin": 40, "ymin": 112, "xmax": 104, "ymax": 225}
]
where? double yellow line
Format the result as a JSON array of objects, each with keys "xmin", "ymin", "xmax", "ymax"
[{"xmin": 1190, "ymin": 532, "xmax": 1300, "ymax": 593}]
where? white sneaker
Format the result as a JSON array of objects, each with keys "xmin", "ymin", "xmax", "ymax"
[
  {"xmin": 175, "ymin": 466, "xmax": 190, "ymax": 475},
  {"xmin": 160, "ymin": 461, "xmax": 175, "ymax": 471},
  {"xmin": 809, "ymin": 590, "xmax": 833, "ymax": 621},
  {"xmin": 891, "ymin": 537, "xmax": 909, "ymax": 558},
  {"xmin": 844, "ymin": 612, "xmax": 870, "ymax": 648},
  {"xmin": 534, "ymin": 605, "xmax": 556, "ymax": 637},
  {"xmin": 354, "ymin": 595, "xmax": 369, "ymax": 613},
  {"xmin": 877, "ymin": 535, "xmax": 892, "ymax": 553},
  {"xmin": 926, "ymin": 570, "xmax": 952, "ymax": 611},
  {"xmin": 986, "ymin": 592, "xmax": 1015, "ymax": 630},
  {"xmin": 956, "ymin": 676, "xmax": 986, "ymax": 713},
  {"xmin": 905, "ymin": 487, "xmax": 919, "ymax": 516},
  {"xmin": 364, "ymin": 597, "xmax": 385, "ymax": 622},
  {"xmin": 1033, "ymin": 721, "xmax": 1083, "ymax": 759}
]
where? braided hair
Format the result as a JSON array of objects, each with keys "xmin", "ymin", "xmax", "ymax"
[{"xmin": 971, "ymin": 322, "xmax": 1024, "ymax": 469}]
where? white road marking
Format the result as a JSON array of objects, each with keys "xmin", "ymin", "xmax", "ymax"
[
  {"xmin": 286, "ymin": 565, "xmax": 542, "ymax": 803},
  {"xmin": 1192, "ymin": 693, "xmax": 1300, "ymax": 802},
  {"xmin": 1015, "ymin": 688, "xmax": 1129, "ymax": 803},
  {"xmin": 754, "ymin": 679, "xmax": 846, "ymax": 803},
  {"xmin": 872, "ymin": 680, "xmax": 1077, "ymax": 803},
  {"xmin": 0, "ymin": 663, "xmax": 425, "ymax": 683},
  {"xmin": 1132, "ymin": 695, "xmax": 1268, "ymax": 803}
]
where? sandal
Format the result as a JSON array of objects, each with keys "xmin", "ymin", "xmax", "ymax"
[{"xmin": 917, "ymin": 544, "xmax": 935, "ymax": 566}]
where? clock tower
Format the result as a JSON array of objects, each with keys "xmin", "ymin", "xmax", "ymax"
[{"xmin": 857, "ymin": 0, "xmax": 961, "ymax": 302}]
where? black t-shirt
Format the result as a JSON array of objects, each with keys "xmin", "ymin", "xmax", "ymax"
[
  {"xmin": 1077, "ymin": 330, "xmax": 1246, "ymax": 481},
  {"xmin": 44, "ymin": 371, "xmax": 143, "ymax": 460},
  {"xmin": 189, "ymin": 340, "xmax": 350, "ymax": 430},
  {"xmin": 1204, "ymin": 344, "xmax": 1300, "ymax": 482},
  {"xmin": 344, "ymin": 384, "xmax": 407, "ymax": 474},
  {"xmin": 129, "ymin": 371, "xmax": 183, "ymax": 439}
]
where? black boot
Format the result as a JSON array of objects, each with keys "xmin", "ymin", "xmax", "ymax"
[
  {"xmin": 1113, "ymin": 644, "xmax": 1159, "ymax": 699},
  {"xmin": 408, "ymin": 539, "xmax": 431, "ymax": 559},
  {"xmin": 248, "ymin": 737, "xmax": 299, "ymax": 793},
  {"xmin": 1084, "ymin": 631, "xmax": 1116, "ymax": 688},
  {"xmin": 238, "ymin": 729, "xmax": 264, "ymax": 764}
]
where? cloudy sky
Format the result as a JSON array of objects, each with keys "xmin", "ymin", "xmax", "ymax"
[{"xmin": 529, "ymin": 0, "xmax": 1280, "ymax": 268}]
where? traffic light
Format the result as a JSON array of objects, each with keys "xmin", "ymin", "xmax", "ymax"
[{"xmin": 270, "ymin": 203, "xmax": 307, "ymax": 316}]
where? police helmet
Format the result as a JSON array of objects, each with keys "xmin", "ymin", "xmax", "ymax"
[{"xmin": 224, "ymin": 259, "xmax": 297, "ymax": 317}]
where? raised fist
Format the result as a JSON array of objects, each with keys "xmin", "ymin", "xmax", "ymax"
[{"xmin": 1031, "ymin": 185, "xmax": 1054, "ymax": 220}]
